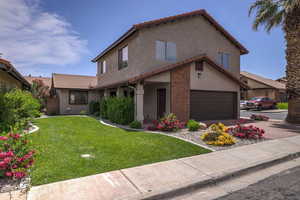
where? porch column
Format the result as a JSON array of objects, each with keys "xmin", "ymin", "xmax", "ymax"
[
  {"xmin": 135, "ymin": 82, "xmax": 144, "ymax": 122},
  {"xmin": 116, "ymin": 87, "xmax": 124, "ymax": 97},
  {"xmin": 104, "ymin": 89, "xmax": 109, "ymax": 99}
]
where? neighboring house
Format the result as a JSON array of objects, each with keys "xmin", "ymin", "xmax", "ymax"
[
  {"xmin": 0, "ymin": 58, "xmax": 30, "ymax": 90},
  {"xmin": 276, "ymin": 77, "xmax": 287, "ymax": 84},
  {"xmin": 49, "ymin": 73, "xmax": 99, "ymax": 115},
  {"xmin": 240, "ymin": 71, "xmax": 287, "ymax": 102},
  {"xmin": 92, "ymin": 9, "xmax": 248, "ymax": 122},
  {"xmin": 25, "ymin": 75, "xmax": 52, "ymax": 88}
]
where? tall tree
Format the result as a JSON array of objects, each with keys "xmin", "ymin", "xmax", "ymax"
[
  {"xmin": 249, "ymin": 0, "xmax": 300, "ymax": 123},
  {"xmin": 30, "ymin": 79, "xmax": 49, "ymax": 110}
]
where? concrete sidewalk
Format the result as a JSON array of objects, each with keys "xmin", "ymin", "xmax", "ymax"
[{"xmin": 12, "ymin": 136, "xmax": 300, "ymax": 200}]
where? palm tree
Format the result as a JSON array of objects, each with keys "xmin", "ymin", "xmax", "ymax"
[{"xmin": 249, "ymin": 0, "xmax": 300, "ymax": 123}]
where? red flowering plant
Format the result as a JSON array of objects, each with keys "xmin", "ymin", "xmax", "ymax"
[
  {"xmin": 228, "ymin": 124, "xmax": 265, "ymax": 139},
  {"xmin": 0, "ymin": 132, "xmax": 36, "ymax": 179},
  {"xmin": 147, "ymin": 120, "xmax": 159, "ymax": 131},
  {"xmin": 250, "ymin": 114, "xmax": 269, "ymax": 121},
  {"xmin": 155, "ymin": 113, "xmax": 185, "ymax": 132}
]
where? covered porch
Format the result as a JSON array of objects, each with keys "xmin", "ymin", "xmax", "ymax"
[{"xmin": 98, "ymin": 72, "xmax": 171, "ymax": 123}]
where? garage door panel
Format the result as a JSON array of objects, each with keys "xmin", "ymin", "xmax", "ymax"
[{"xmin": 190, "ymin": 90, "xmax": 237, "ymax": 121}]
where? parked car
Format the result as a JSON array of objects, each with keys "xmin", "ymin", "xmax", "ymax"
[
  {"xmin": 246, "ymin": 97, "xmax": 277, "ymax": 110},
  {"xmin": 240, "ymin": 100, "xmax": 248, "ymax": 110}
]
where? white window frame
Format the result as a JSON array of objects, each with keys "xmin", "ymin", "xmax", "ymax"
[
  {"xmin": 156, "ymin": 40, "xmax": 176, "ymax": 61},
  {"xmin": 218, "ymin": 52, "xmax": 230, "ymax": 69},
  {"xmin": 118, "ymin": 45, "xmax": 128, "ymax": 70}
]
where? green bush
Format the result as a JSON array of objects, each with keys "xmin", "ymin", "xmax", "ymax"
[
  {"xmin": 100, "ymin": 97, "xmax": 134, "ymax": 125},
  {"xmin": 129, "ymin": 121, "xmax": 142, "ymax": 129},
  {"xmin": 276, "ymin": 102, "xmax": 288, "ymax": 110},
  {"xmin": 79, "ymin": 110, "xmax": 87, "ymax": 115},
  {"xmin": 187, "ymin": 120, "xmax": 200, "ymax": 131},
  {"xmin": 0, "ymin": 89, "xmax": 41, "ymax": 132},
  {"xmin": 89, "ymin": 101, "xmax": 100, "ymax": 114},
  {"xmin": 100, "ymin": 98, "xmax": 108, "ymax": 119}
]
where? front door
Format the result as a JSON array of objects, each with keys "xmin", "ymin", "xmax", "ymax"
[{"xmin": 157, "ymin": 88, "xmax": 166, "ymax": 119}]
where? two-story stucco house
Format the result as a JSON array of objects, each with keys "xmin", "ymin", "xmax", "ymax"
[{"xmin": 92, "ymin": 9, "xmax": 248, "ymax": 122}]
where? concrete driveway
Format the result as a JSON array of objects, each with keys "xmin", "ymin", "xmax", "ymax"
[{"xmin": 241, "ymin": 110, "xmax": 288, "ymax": 120}]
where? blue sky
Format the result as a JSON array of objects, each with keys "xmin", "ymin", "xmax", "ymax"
[{"xmin": 0, "ymin": 0, "xmax": 286, "ymax": 79}]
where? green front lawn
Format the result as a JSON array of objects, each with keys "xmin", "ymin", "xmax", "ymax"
[
  {"xmin": 30, "ymin": 116, "xmax": 210, "ymax": 186},
  {"xmin": 276, "ymin": 102, "xmax": 288, "ymax": 110}
]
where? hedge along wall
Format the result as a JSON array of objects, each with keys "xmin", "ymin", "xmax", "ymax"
[{"xmin": 100, "ymin": 97, "xmax": 134, "ymax": 125}]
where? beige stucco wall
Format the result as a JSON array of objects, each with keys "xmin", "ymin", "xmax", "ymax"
[
  {"xmin": 57, "ymin": 89, "xmax": 100, "ymax": 115},
  {"xmin": 145, "ymin": 72, "xmax": 170, "ymax": 83},
  {"xmin": 0, "ymin": 70, "xmax": 22, "ymax": 89},
  {"xmin": 190, "ymin": 62, "xmax": 240, "ymax": 118},
  {"xmin": 96, "ymin": 32, "xmax": 142, "ymax": 86},
  {"xmin": 143, "ymin": 83, "xmax": 170, "ymax": 120},
  {"xmin": 96, "ymin": 15, "xmax": 241, "ymax": 87},
  {"xmin": 190, "ymin": 62, "xmax": 240, "ymax": 91}
]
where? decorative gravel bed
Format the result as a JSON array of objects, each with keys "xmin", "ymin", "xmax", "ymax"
[
  {"xmin": 169, "ymin": 129, "xmax": 269, "ymax": 151},
  {"xmin": 0, "ymin": 177, "xmax": 29, "ymax": 193},
  {"xmin": 99, "ymin": 118, "xmax": 269, "ymax": 151}
]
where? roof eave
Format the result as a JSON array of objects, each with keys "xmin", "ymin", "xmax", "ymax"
[
  {"xmin": 91, "ymin": 9, "xmax": 249, "ymax": 63},
  {"xmin": 91, "ymin": 27, "xmax": 137, "ymax": 62}
]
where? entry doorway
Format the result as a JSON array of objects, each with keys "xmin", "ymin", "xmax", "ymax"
[{"xmin": 157, "ymin": 88, "xmax": 166, "ymax": 119}]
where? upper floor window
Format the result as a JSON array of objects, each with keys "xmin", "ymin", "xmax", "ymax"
[
  {"xmin": 118, "ymin": 45, "xmax": 128, "ymax": 70},
  {"xmin": 98, "ymin": 60, "xmax": 107, "ymax": 74},
  {"xmin": 218, "ymin": 52, "xmax": 230, "ymax": 69},
  {"xmin": 156, "ymin": 41, "xmax": 176, "ymax": 61}
]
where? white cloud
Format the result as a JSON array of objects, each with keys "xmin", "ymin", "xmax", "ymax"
[{"xmin": 0, "ymin": 0, "xmax": 88, "ymax": 70}]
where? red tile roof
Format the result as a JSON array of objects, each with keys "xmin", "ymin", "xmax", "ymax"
[
  {"xmin": 95, "ymin": 54, "xmax": 248, "ymax": 89},
  {"xmin": 92, "ymin": 9, "xmax": 248, "ymax": 62},
  {"xmin": 52, "ymin": 73, "xmax": 97, "ymax": 90}
]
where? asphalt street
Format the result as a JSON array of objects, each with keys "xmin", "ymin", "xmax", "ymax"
[
  {"xmin": 216, "ymin": 166, "xmax": 300, "ymax": 200},
  {"xmin": 240, "ymin": 110, "xmax": 288, "ymax": 120}
]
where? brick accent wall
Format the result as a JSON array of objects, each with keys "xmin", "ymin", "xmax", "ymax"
[{"xmin": 171, "ymin": 65, "xmax": 190, "ymax": 122}]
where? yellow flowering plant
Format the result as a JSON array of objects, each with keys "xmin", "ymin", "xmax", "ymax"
[{"xmin": 201, "ymin": 123, "xmax": 236, "ymax": 146}]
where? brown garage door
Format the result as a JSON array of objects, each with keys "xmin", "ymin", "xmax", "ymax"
[{"xmin": 190, "ymin": 90, "xmax": 237, "ymax": 121}]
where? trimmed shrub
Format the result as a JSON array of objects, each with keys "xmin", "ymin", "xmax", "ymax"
[
  {"xmin": 0, "ymin": 89, "xmax": 41, "ymax": 132},
  {"xmin": 129, "ymin": 121, "xmax": 142, "ymax": 129},
  {"xmin": 276, "ymin": 102, "xmax": 288, "ymax": 110},
  {"xmin": 187, "ymin": 120, "xmax": 200, "ymax": 131},
  {"xmin": 100, "ymin": 98, "xmax": 108, "ymax": 119},
  {"xmin": 89, "ymin": 101, "xmax": 100, "ymax": 114},
  {"xmin": 100, "ymin": 97, "xmax": 134, "ymax": 125},
  {"xmin": 79, "ymin": 110, "xmax": 87, "ymax": 115},
  {"xmin": 0, "ymin": 132, "xmax": 36, "ymax": 179},
  {"xmin": 201, "ymin": 123, "xmax": 236, "ymax": 146}
]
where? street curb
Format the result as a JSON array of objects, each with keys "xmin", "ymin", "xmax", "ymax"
[
  {"xmin": 134, "ymin": 152, "xmax": 300, "ymax": 200},
  {"xmin": 240, "ymin": 117, "xmax": 283, "ymax": 123}
]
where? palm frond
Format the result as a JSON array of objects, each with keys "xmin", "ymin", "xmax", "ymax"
[{"xmin": 249, "ymin": 0, "xmax": 287, "ymax": 32}]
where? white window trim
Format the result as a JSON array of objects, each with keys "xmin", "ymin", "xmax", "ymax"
[{"xmin": 156, "ymin": 40, "xmax": 176, "ymax": 62}]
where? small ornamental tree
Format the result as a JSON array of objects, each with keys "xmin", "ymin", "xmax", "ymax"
[
  {"xmin": 31, "ymin": 79, "xmax": 50, "ymax": 110},
  {"xmin": 0, "ymin": 132, "xmax": 36, "ymax": 179}
]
